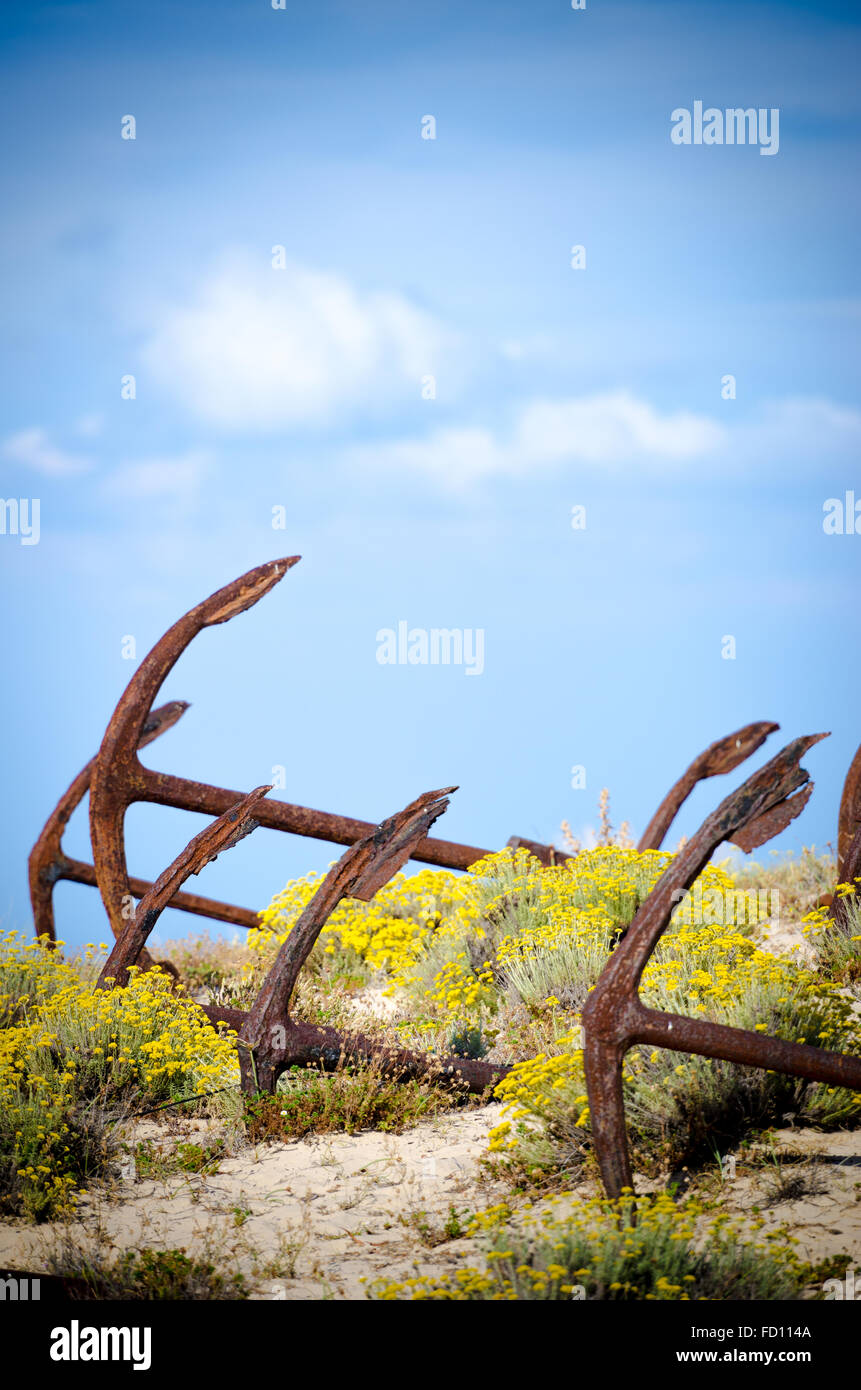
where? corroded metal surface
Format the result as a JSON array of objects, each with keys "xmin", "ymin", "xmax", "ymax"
[
  {"xmin": 832, "ymin": 821, "xmax": 861, "ymax": 929},
  {"xmin": 97, "ymin": 786, "xmax": 272, "ymax": 989},
  {"xmin": 28, "ymin": 700, "xmax": 188, "ymax": 943},
  {"xmin": 837, "ymin": 742, "xmax": 861, "ymax": 882},
  {"xmin": 583, "ymin": 729, "xmax": 861, "ymax": 1199},
  {"xmin": 136, "ymin": 767, "xmax": 492, "ymax": 872},
  {"xmin": 89, "ymin": 558, "xmax": 299, "ymax": 941},
  {"xmin": 841, "ymin": 824, "xmax": 861, "ymax": 897},
  {"xmin": 817, "ymin": 744, "xmax": 861, "ymax": 922},
  {"xmin": 637, "ymin": 722, "xmax": 779, "ymax": 852},
  {"xmin": 728, "ymin": 780, "xmax": 813, "ymax": 853}
]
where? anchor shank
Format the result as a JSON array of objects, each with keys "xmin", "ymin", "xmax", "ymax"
[{"xmin": 139, "ymin": 766, "xmax": 491, "ymax": 872}]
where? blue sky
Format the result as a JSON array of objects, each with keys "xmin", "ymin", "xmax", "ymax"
[{"xmin": 1, "ymin": 0, "xmax": 859, "ymax": 954}]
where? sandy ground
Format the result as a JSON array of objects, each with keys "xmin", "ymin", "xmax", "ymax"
[
  {"xmin": 0, "ymin": 1105, "xmax": 509, "ymax": 1299},
  {"xmin": 752, "ymin": 918, "xmax": 818, "ymax": 965},
  {"xmin": 731, "ymin": 1126, "xmax": 861, "ymax": 1269}
]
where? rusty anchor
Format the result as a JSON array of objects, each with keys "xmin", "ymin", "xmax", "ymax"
[
  {"xmin": 827, "ymin": 742, "xmax": 861, "ymax": 927},
  {"xmin": 837, "ymin": 742, "xmax": 861, "ymax": 876},
  {"xmin": 643, "ymin": 727, "xmax": 861, "ymax": 929},
  {"xmin": 584, "ymin": 727, "xmax": 861, "ymax": 1198},
  {"xmin": 30, "ymin": 556, "xmax": 562, "ymax": 947},
  {"xmin": 96, "ymin": 781, "xmax": 509, "ymax": 1096},
  {"xmin": 801, "ymin": 742, "xmax": 861, "ymax": 926},
  {"xmin": 637, "ymin": 722, "xmax": 780, "ymax": 852},
  {"xmin": 98, "ymin": 784, "xmax": 273, "ymax": 990}
]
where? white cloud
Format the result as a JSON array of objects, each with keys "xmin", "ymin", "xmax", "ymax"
[
  {"xmin": 2, "ymin": 427, "xmax": 93, "ymax": 477},
  {"xmin": 369, "ymin": 426, "xmax": 504, "ymax": 487},
  {"xmin": 348, "ymin": 391, "xmax": 861, "ymax": 490},
  {"xmin": 513, "ymin": 393, "xmax": 725, "ymax": 465},
  {"xmin": 141, "ymin": 256, "xmax": 453, "ymax": 429},
  {"xmin": 352, "ymin": 390, "xmax": 726, "ymax": 488},
  {"xmin": 102, "ymin": 449, "xmax": 211, "ymax": 501}
]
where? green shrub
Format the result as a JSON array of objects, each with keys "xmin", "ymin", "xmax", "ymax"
[{"xmin": 245, "ymin": 1056, "xmax": 465, "ymax": 1141}]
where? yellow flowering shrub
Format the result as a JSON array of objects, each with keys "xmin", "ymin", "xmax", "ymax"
[
  {"xmin": 254, "ymin": 866, "xmax": 479, "ymax": 986},
  {"xmin": 0, "ymin": 928, "xmax": 83, "ymax": 1027},
  {"xmin": 804, "ymin": 895, "xmax": 861, "ymax": 994},
  {"xmin": 37, "ymin": 968, "xmax": 239, "ymax": 1099},
  {"xmin": 369, "ymin": 1190, "xmax": 804, "ymax": 1301},
  {"xmin": 255, "ymin": 846, "xmax": 755, "ymax": 1020},
  {"xmin": 0, "ymin": 933, "xmax": 238, "ymax": 1221}
]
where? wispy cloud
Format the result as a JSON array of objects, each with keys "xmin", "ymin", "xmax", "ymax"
[
  {"xmin": 346, "ymin": 391, "xmax": 861, "ymax": 490},
  {"xmin": 141, "ymin": 255, "xmax": 455, "ymax": 430},
  {"xmin": 348, "ymin": 390, "xmax": 725, "ymax": 488},
  {"xmin": 2, "ymin": 427, "xmax": 94, "ymax": 477},
  {"xmin": 514, "ymin": 394, "xmax": 725, "ymax": 466}
]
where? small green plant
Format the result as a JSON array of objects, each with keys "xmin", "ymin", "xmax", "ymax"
[
  {"xmin": 803, "ymin": 1252, "xmax": 855, "ymax": 1288},
  {"xmin": 444, "ymin": 1206, "xmax": 467, "ymax": 1239},
  {"xmin": 231, "ymin": 1198, "xmax": 253, "ymax": 1227},
  {"xmin": 754, "ymin": 1147, "xmax": 828, "ymax": 1207},
  {"xmin": 255, "ymin": 1220, "xmax": 310, "ymax": 1280},
  {"xmin": 174, "ymin": 1141, "xmax": 224, "ymax": 1175},
  {"xmin": 404, "ymin": 1204, "xmax": 471, "ymax": 1248},
  {"xmin": 245, "ymin": 1056, "xmax": 465, "ymax": 1142},
  {"xmin": 45, "ymin": 1238, "xmax": 248, "ymax": 1299},
  {"xmin": 131, "ymin": 1139, "xmax": 225, "ymax": 1181},
  {"xmin": 448, "ymin": 1024, "xmax": 489, "ymax": 1060}
]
